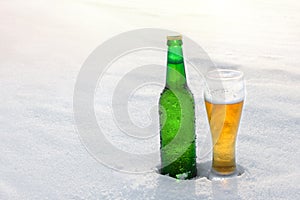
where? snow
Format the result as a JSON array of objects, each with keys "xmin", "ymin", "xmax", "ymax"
[{"xmin": 1, "ymin": 0, "xmax": 300, "ymax": 199}]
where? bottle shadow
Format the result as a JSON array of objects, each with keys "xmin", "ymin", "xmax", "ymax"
[
  {"xmin": 154, "ymin": 164, "xmax": 197, "ymax": 199},
  {"xmin": 196, "ymin": 161, "xmax": 212, "ymax": 178},
  {"xmin": 154, "ymin": 173, "xmax": 196, "ymax": 199}
]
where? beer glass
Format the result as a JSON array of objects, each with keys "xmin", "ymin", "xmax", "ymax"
[{"xmin": 204, "ymin": 69, "xmax": 245, "ymax": 176}]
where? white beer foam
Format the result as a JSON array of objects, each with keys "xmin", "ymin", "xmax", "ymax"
[{"xmin": 204, "ymin": 88, "xmax": 245, "ymax": 104}]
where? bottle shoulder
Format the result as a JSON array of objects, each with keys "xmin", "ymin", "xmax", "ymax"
[
  {"xmin": 161, "ymin": 85, "xmax": 193, "ymax": 94},
  {"xmin": 160, "ymin": 86, "xmax": 194, "ymax": 100}
]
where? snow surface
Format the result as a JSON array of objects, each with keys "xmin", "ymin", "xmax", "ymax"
[{"xmin": 1, "ymin": 0, "xmax": 300, "ymax": 199}]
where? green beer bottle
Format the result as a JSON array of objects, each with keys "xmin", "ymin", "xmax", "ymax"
[{"xmin": 159, "ymin": 35, "xmax": 197, "ymax": 179}]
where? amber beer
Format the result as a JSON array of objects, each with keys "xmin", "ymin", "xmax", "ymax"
[{"xmin": 205, "ymin": 100, "xmax": 244, "ymax": 175}]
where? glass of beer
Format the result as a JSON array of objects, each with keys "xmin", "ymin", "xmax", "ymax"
[{"xmin": 204, "ymin": 69, "xmax": 245, "ymax": 176}]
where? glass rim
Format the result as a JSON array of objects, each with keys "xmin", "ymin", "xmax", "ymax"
[{"xmin": 206, "ymin": 69, "xmax": 244, "ymax": 81}]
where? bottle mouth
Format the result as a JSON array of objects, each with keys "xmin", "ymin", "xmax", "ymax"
[
  {"xmin": 167, "ymin": 35, "xmax": 183, "ymax": 46},
  {"xmin": 167, "ymin": 35, "xmax": 182, "ymax": 41}
]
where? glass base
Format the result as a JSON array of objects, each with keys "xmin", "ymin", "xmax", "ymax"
[{"xmin": 208, "ymin": 168, "xmax": 240, "ymax": 181}]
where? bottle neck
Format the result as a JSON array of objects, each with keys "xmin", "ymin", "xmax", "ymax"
[{"xmin": 166, "ymin": 41, "xmax": 187, "ymax": 89}]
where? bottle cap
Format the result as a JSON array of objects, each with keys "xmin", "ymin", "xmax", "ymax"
[{"xmin": 167, "ymin": 35, "xmax": 182, "ymax": 41}]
